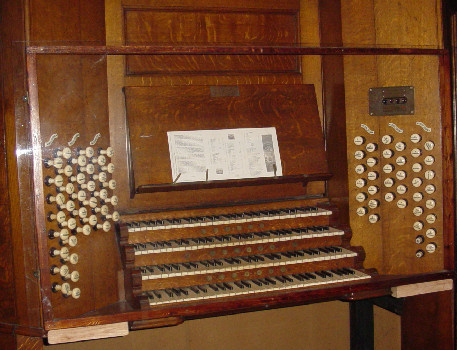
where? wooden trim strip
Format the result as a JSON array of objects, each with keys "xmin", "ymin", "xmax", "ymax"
[
  {"xmin": 391, "ymin": 279, "xmax": 453, "ymax": 298},
  {"xmin": 26, "ymin": 45, "xmax": 447, "ymax": 56},
  {"xmin": 26, "ymin": 53, "xmax": 53, "ymax": 322},
  {"xmin": 47, "ymin": 322, "xmax": 128, "ymax": 344}
]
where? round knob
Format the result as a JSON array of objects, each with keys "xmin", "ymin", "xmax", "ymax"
[
  {"xmin": 55, "ymin": 147, "xmax": 72, "ymax": 159},
  {"xmin": 76, "ymin": 224, "xmax": 92, "ymax": 236},
  {"xmin": 48, "ymin": 211, "xmax": 66, "ymax": 223},
  {"xmin": 396, "ymin": 170, "xmax": 407, "ymax": 180},
  {"xmin": 68, "ymin": 253, "xmax": 79, "ymax": 265},
  {"xmin": 355, "ymin": 193, "xmax": 368, "ymax": 202},
  {"xmin": 70, "ymin": 190, "xmax": 87, "ymax": 202},
  {"xmin": 424, "ymin": 170, "xmax": 435, "ymax": 180},
  {"xmin": 367, "ymin": 171, "xmax": 378, "ymax": 181},
  {"xmin": 78, "ymin": 163, "xmax": 95, "ymax": 175},
  {"xmin": 412, "ymin": 177, "xmax": 423, "ymax": 188},
  {"xmin": 354, "ymin": 136, "xmax": 365, "ymax": 145},
  {"xmin": 78, "ymin": 146, "xmax": 95, "ymax": 157},
  {"xmin": 415, "ymin": 235, "xmax": 425, "ymax": 244},
  {"xmin": 412, "ymin": 192, "xmax": 424, "ymax": 202},
  {"xmin": 93, "ymin": 189, "xmax": 108, "ymax": 200},
  {"xmin": 384, "ymin": 192, "xmax": 395, "ymax": 202},
  {"xmin": 368, "ymin": 199, "xmax": 379, "ymax": 209},
  {"xmin": 384, "ymin": 178, "xmax": 395, "ymax": 188},
  {"xmin": 367, "ymin": 185, "xmax": 379, "ymax": 195},
  {"xmin": 355, "ymin": 165, "xmax": 366, "ymax": 174},
  {"xmin": 410, "ymin": 134, "xmax": 421, "ymax": 143},
  {"xmin": 45, "ymin": 175, "xmax": 64, "ymax": 187},
  {"xmin": 425, "ymin": 199, "xmax": 436, "ymax": 209},
  {"xmin": 425, "ymin": 184, "xmax": 436, "ymax": 194},
  {"xmin": 58, "ymin": 200, "xmax": 76, "ymax": 212},
  {"xmin": 93, "ymin": 204, "xmax": 110, "ymax": 216},
  {"xmin": 79, "ymin": 180, "xmax": 96, "ymax": 192},
  {"xmin": 424, "ymin": 155, "xmax": 435, "ymax": 165},
  {"xmin": 413, "ymin": 206, "xmax": 424, "ymax": 216},
  {"xmin": 102, "ymin": 195, "xmax": 118, "ymax": 206},
  {"xmin": 101, "ymin": 179, "xmax": 116, "ymax": 190},
  {"xmin": 81, "ymin": 215, "xmax": 98, "ymax": 226},
  {"xmin": 46, "ymin": 193, "xmax": 66, "ymax": 205},
  {"xmin": 354, "ymin": 151, "xmax": 366, "ymax": 160},
  {"xmin": 382, "ymin": 149, "xmax": 394, "ymax": 158},
  {"xmin": 397, "ymin": 199, "xmax": 408, "ymax": 209},
  {"xmin": 99, "ymin": 146, "xmax": 114, "ymax": 157},
  {"xmin": 57, "ymin": 183, "xmax": 75, "ymax": 195},
  {"xmin": 91, "ymin": 172, "xmax": 107, "ymax": 182},
  {"xmin": 70, "ymin": 173, "xmax": 86, "ymax": 185},
  {"xmin": 44, "ymin": 157, "xmax": 64, "ymax": 169},
  {"xmin": 395, "ymin": 156, "xmax": 407, "ymax": 166},
  {"xmin": 395, "ymin": 142, "xmax": 406, "ymax": 152},
  {"xmin": 99, "ymin": 163, "xmax": 115, "ymax": 174},
  {"xmin": 50, "ymin": 246, "xmax": 69, "ymax": 259},
  {"xmin": 410, "ymin": 148, "xmax": 422, "ymax": 158},
  {"xmin": 383, "ymin": 164, "xmax": 394, "ymax": 173},
  {"xmin": 61, "ymin": 235, "xmax": 78, "ymax": 247},
  {"xmin": 69, "ymin": 155, "xmax": 87, "ymax": 167},
  {"xmin": 365, "ymin": 143, "xmax": 377, "ymax": 152},
  {"xmin": 96, "ymin": 221, "xmax": 112, "ymax": 232},
  {"xmin": 356, "ymin": 207, "xmax": 368, "ymax": 216},
  {"xmin": 413, "ymin": 221, "xmax": 424, "ymax": 231},
  {"xmin": 51, "ymin": 282, "xmax": 80, "ymax": 299},
  {"xmin": 90, "ymin": 155, "xmax": 107, "ymax": 166},
  {"xmin": 50, "ymin": 264, "xmax": 70, "ymax": 278},
  {"xmin": 412, "ymin": 163, "xmax": 422, "ymax": 173},
  {"xmin": 48, "ymin": 228, "xmax": 70, "ymax": 240},
  {"xmin": 426, "ymin": 228, "xmax": 436, "ymax": 238},
  {"xmin": 426, "ymin": 243, "xmax": 437, "ymax": 253},
  {"xmin": 426, "ymin": 214, "xmax": 437, "ymax": 224},
  {"xmin": 396, "ymin": 184, "xmax": 408, "ymax": 194},
  {"xmin": 56, "ymin": 165, "xmax": 74, "ymax": 177},
  {"xmin": 355, "ymin": 179, "xmax": 367, "ymax": 188},
  {"xmin": 59, "ymin": 218, "xmax": 77, "ymax": 230},
  {"xmin": 81, "ymin": 197, "xmax": 98, "ymax": 209},
  {"xmin": 103, "ymin": 211, "xmax": 120, "ymax": 222},
  {"xmin": 368, "ymin": 214, "xmax": 380, "ymax": 223},
  {"xmin": 424, "ymin": 141, "xmax": 435, "ymax": 151},
  {"xmin": 415, "ymin": 250, "xmax": 425, "ymax": 258},
  {"xmin": 381, "ymin": 135, "xmax": 394, "ymax": 144},
  {"xmin": 366, "ymin": 157, "xmax": 377, "ymax": 167}
]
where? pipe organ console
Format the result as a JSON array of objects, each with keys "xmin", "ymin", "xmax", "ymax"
[{"xmin": 0, "ymin": 0, "xmax": 455, "ymax": 349}]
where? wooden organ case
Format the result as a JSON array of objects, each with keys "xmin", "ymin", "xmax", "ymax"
[{"xmin": 0, "ymin": 0, "xmax": 455, "ymax": 349}]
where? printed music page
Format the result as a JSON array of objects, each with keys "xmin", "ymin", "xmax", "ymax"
[{"xmin": 167, "ymin": 127, "xmax": 282, "ymax": 183}]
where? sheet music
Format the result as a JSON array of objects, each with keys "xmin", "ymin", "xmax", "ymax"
[{"xmin": 167, "ymin": 127, "xmax": 282, "ymax": 183}]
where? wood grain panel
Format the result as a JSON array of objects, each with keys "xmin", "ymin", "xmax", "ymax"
[
  {"xmin": 124, "ymin": 7, "xmax": 300, "ymax": 76},
  {"xmin": 122, "ymin": 84, "xmax": 327, "ymax": 211}
]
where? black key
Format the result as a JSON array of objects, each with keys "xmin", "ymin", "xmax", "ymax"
[
  {"xmin": 179, "ymin": 288, "xmax": 189, "ymax": 295},
  {"xmin": 197, "ymin": 285, "xmax": 207, "ymax": 293},
  {"xmin": 171, "ymin": 288, "xmax": 181, "ymax": 296},
  {"xmin": 208, "ymin": 284, "xmax": 219, "ymax": 291},
  {"xmin": 153, "ymin": 291, "xmax": 162, "ymax": 299},
  {"xmin": 223, "ymin": 282, "xmax": 233, "ymax": 290},
  {"xmin": 216, "ymin": 283, "xmax": 226, "ymax": 290},
  {"xmin": 283, "ymin": 275, "xmax": 293, "ymax": 282},
  {"xmin": 264, "ymin": 277, "xmax": 276, "ymax": 284},
  {"xmin": 251, "ymin": 279, "xmax": 262, "ymax": 286},
  {"xmin": 292, "ymin": 274, "xmax": 304, "ymax": 281},
  {"xmin": 234, "ymin": 281, "xmax": 245, "ymax": 289},
  {"xmin": 164, "ymin": 289, "xmax": 173, "ymax": 297},
  {"xmin": 305, "ymin": 273, "xmax": 316, "ymax": 279},
  {"xmin": 190, "ymin": 286, "xmax": 200, "ymax": 294},
  {"xmin": 241, "ymin": 280, "xmax": 251, "ymax": 288}
]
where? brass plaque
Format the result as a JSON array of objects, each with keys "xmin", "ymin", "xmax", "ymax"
[{"xmin": 369, "ymin": 86, "xmax": 414, "ymax": 116}]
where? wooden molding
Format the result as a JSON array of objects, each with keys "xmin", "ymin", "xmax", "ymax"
[
  {"xmin": 391, "ymin": 279, "xmax": 453, "ymax": 298},
  {"xmin": 47, "ymin": 322, "xmax": 129, "ymax": 345}
]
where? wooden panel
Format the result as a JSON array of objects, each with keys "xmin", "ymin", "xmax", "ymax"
[
  {"xmin": 121, "ymin": 84, "xmax": 327, "ymax": 211},
  {"xmin": 124, "ymin": 7, "xmax": 300, "ymax": 76},
  {"xmin": 342, "ymin": 1, "xmax": 446, "ymax": 274},
  {"xmin": 47, "ymin": 322, "xmax": 128, "ymax": 344}
]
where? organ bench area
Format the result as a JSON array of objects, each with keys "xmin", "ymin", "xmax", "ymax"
[{"xmin": 0, "ymin": 1, "xmax": 456, "ymax": 350}]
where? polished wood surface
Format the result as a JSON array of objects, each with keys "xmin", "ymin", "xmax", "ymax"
[{"xmin": 0, "ymin": 0, "xmax": 454, "ymax": 349}]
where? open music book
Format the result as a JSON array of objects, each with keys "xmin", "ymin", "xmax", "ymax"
[{"xmin": 168, "ymin": 127, "xmax": 282, "ymax": 183}]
